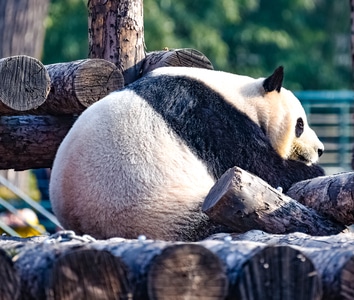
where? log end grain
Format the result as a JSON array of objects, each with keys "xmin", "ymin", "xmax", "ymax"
[
  {"xmin": 0, "ymin": 55, "xmax": 50, "ymax": 112},
  {"xmin": 46, "ymin": 248, "xmax": 131, "ymax": 300},
  {"xmin": 235, "ymin": 245, "xmax": 322, "ymax": 300},
  {"xmin": 74, "ymin": 59, "xmax": 124, "ymax": 107},
  {"xmin": 147, "ymin": 244, "xmax": 228, "ymax": 300}
]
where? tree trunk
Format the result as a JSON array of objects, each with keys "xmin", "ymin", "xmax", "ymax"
[
  {"xmin": 0, "ymin": 115, "xmax": 76, "ymax": 170},
  {"xmin": 0, "ymin": 0, "xmax": 49, "ymax": 59},
  {"xmin": 88, "ymin": 0, "xmax": 145, "ymax": 85},
  {"xmin": 286, "ymin": 172, "xmax": 354, "ymax": 225},
  {"xmin": 202, "ymin": 166, "xmax": 346, "ymax": 235}
]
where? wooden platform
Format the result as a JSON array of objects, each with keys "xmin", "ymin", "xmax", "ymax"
[{"xmin": 1, "ymin": 230, "xmax": 354, "ymax": 300}]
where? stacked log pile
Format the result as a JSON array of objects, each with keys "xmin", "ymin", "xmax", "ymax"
[{"xmin": 1, "ymin": 230, "xmax": 354, "ymax": 300}]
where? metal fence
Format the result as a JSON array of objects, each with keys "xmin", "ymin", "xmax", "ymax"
[{"xmin": 295, "ymin": 90, "xmax": 354, "ymax": 174}]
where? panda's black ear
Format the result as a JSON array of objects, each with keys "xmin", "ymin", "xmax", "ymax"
[{"xmin": 263, "ymin": 66, "xmax": 284, "ymax": 93}]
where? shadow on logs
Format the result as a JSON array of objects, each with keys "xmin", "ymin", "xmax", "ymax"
[
  {"xmin": 46, "ymin": 248, "xmax": 131, "ymax": 300},
  {"xmin": 234, "ymin": 245, "xmax": 322, "ymax": 300},
  {"xmin": 0, "ymin": 248, "xmax": 20, "ymax": 300},
  {"xmin": 147, "ymin": 244, "xmax": 227, "ymax": 300}
]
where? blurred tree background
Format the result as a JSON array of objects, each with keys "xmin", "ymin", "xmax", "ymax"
[{"xmin": 42, "ymin": 0, "xmax": 351, "ymax": 90}]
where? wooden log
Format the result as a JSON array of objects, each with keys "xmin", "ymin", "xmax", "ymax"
[
  {"xmin": 0, "ymin": 115, "xmax": 76, "ymax": 170},
  {"xmin": 12, "ymin": 235, "xmax": 322, "ymax": 300},
  {"xmin": 39, "ymin": 59, "xmax": 124, "ymax": 115},
  {"xmin": 286, "ymin": 172, "xmax": 354, "ymax": 225},
  {"xmin": 202, "ymin": 166, "xmax": 346, "ymax": 235},
  {"xmin": 147, "ymin": 244, "xmax": 227, "ymax": 299},
  {"xmin": 235, "ymin": 245, "xmax": 321, "ymax": 300},
  {"xmin": 208, "ymin": 229, "xmax": 354, "ymax": 249},
  {"xmin": 141, "ymin": 48, "xmax": 214, "ymax": 76},
  {"xmin": 0, "ymin": 59, "xmax": 124, "ymax": 116},
  {"xmin": 88, "ymin": 0, "xmax": 145, "ymax": 85},
  {"xmin": 13, "ymin": 243, "xmax": 131, "ymax": 300},
  {"xmin": 0, "ymin": 248, "xmax": 20, "ymax": 300},
  {"xmin": 93, "ymin": 239, "xmax": 228, "ymax": 299},
  {"xmin": 209, "ymin": 230, "xmax": 354, "ymax": 300},
  {"xmin": 200, "ymin": 240, "xmax": 321, "ymax": 300},
  {"xmin": 0, "ymin": 55, "xmax": 50, "ymax": 114}
]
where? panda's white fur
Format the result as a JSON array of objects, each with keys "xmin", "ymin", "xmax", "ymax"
[{"xmin": 49, "ymin": 66, "xmax": 324, "ymax": 241}]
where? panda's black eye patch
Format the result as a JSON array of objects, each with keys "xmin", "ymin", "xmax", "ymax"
[{"xmin": 295, "ymin": 117, "xmax": 304, "ymax": 137}]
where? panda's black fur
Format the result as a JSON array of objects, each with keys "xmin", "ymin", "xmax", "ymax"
[{"xmin": 129, "ymin": 73, "xmax": 324, "ymax": 191}]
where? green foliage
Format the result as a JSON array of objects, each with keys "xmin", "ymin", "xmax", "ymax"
[
  {"xmin": 43, "ymin": 0, "xmax": 352, "ymax": 90},
  {"xmin": 42, "ymin": 0, "xmax": 88, "ymax": 64}
]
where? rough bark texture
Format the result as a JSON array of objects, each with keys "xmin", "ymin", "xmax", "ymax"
[
  {"xmin": 0, "ymin": 234, "xmax": 327, "ymax": 300},
  {"xmin": 147, "ymin": 244, "xmax": 227, "ymax": 300},
  {"xmin": 0, "ymin": 115, "xmax": 76, "ymax": 170},
  {"xmin": 38, "ymin": 59, "xmax": 124, "ymax": 115},
  {"xmin": 202, "ymin": 166, "xmax": 346, "ymax": 235},
  {"xmin": 286, "ymin": 172, "xmax": 354, "ymax": 225},
  {"xmin": 88, "ymin": 0, "xmax": 145, "ymax": 85},
  {"xmin": 209, "ymin": 230, "xmax": 354, "ymax": 300},
  {"xmin": 0, "ymin": 56, "xmax": 50, "ymax": 113},
  {"xmin": 0, "ymin": 248, "xmax": 20, "ymax": 300},
  {"xmin": 141, "ymin": 48, "xmax": 214, "ymax": 75},
  {"xmin": 0, "ymin": 0, "xmax": 49, "ymax": 58},
  {"xmin": 14, "ymin": 243, "xmax": 130, "ymax": 300}
]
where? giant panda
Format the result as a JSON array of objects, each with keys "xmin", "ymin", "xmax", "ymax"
[{"xmin": 49, "ymin": 66, "xmax": 324, "ymax": 241}]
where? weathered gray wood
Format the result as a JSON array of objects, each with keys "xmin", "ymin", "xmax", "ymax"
[
  {"xmin": 0, "ymin": 248, "xmax": 20, "ymax": 300},
  {"xmin": 88, "ymin": 0, "xmax": 145, "ymax": 85},
  {"xmin": 39, "ymin": 59, "xmax": 124, "ymax": 115},
  {"xmin": 141, "ymin": 48, "xmax": 214, "ymax": 75},
  {"xmin": 0, "ymin": 115, "xmax": 76, "ymax": 170},
  {"xmin": 0, "ymin": 55, "xmax": 50, "ymax": 113},
  {"xmin": 147, "ymin": 244, "xmax": 227, "ymax": 300},
  {"xmin": 209, "ymin": 230, "xmax": 354, "ymax": 300},
  {"xmin": 235, "ymin": 245, "xmax": 321, "ymax": 300},
  {"xmin": 92, "ymin": 238, "xmax": 227, "ymax": 299},
  {"xmin": 202, "ymin": 166, "xmax": 346, "ymax": 235},
  {"xmin": 286, "ymin": 172, "xmax": 354, "ymax": 225},
  {"xmin": 14, "ymin": 243, "xmax": 131, "ymax": 300}
]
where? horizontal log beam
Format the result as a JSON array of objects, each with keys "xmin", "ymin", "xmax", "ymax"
[
  {"xmin": 0, "ymin": 58, "xmax": 124, "ymax": 116},
  {"xmin": 0, "ymin": 115, "xmax": 76, "ymax": 170}
]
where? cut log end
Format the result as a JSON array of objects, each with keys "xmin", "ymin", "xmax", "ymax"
[
  {"xmin": 73, "ymin": 59, "xmax": 124, "ymax": 107},
  {"xmin": 235, "ymin": 245, "xmax": 322, "ymax": 300},
  {"xmin": 45, "ymin": 248, "xmax": 131, "ymax": 300},
  {"xmin": 148, "ymin": 244, "xmax": 228, "ymax": 300},
  {"xmin": 0, "ymin": 55, "xmax": 50, "ymax": 112}
]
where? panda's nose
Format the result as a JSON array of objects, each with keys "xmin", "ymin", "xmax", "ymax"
[{"xmin": 318, "ymin": 148, "xmax": 323, "ymax": 157}]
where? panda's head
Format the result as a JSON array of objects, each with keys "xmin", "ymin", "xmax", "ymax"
[{"xmin": 260, "ymin": 66, "xmax": 324, "ymax": 165}]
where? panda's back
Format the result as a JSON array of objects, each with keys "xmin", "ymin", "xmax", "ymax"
[{"xmin": 49, "ymin": 89, "xmax": 215, "ymax": 240}]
